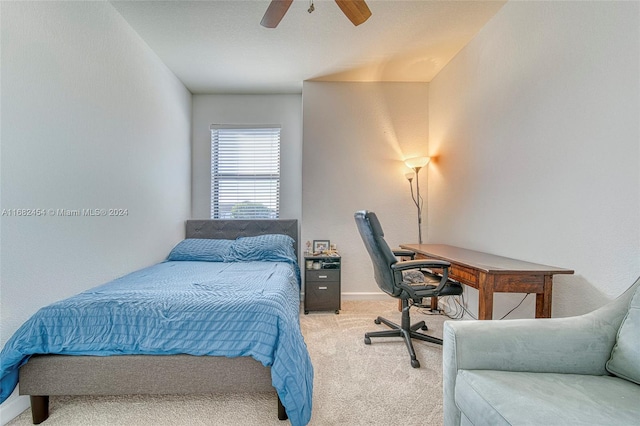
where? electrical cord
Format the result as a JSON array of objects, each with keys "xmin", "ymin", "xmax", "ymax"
[
  {"xmin": 499, "ymin": 293, "xmax": 530, "ymax": 320},
  {"xmin": 411, "ymin": 291, "xmax": 531, "ymax": 320},
  {"xmin": 412, "ymin": 295, "xmax": 469, "ymax": 319},
  {"xmin": 451, "ymin": 293, "xmax": 477, "ymax": 320},
  {"xmin": 404, "ymin": 272, "xmax": 532, "ymax": 320}
]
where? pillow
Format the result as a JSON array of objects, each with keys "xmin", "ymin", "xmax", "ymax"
[
  {"xmin": 166, "ymin": 238, "xmax": 233, "ymax": 262},
  {"xmin": 224, "ymin": 234, "xmax": 296, "ymax": 263},
  {"xmin": 606, "ymin": 283, "xmax": 640, "ymax": 384}
]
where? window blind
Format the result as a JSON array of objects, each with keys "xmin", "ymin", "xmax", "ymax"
[{"xmin": 211, "ymin": 125, "xmax": 281, "ymax": 219}]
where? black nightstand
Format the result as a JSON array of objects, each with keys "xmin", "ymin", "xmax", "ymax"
[{"xmin": 303, "ymin": 255, "xmax": 341, "ymax": 314}]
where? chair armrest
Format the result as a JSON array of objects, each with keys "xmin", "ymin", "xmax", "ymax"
[
  {"xmin": 391, "ymin": 259, "xmax": 450, "ymax": 272},
  {"xmin": 393, "ymin": 259, "xmax": 456, "ymax": 299},
  {"xmin": 392, "ymin": 249, "xmax": 416, "ymax": 259}
]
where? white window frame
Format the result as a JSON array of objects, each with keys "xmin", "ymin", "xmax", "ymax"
[{"xmin": 210, "ymin": 124, "xmax": 281, "ymax": 219}]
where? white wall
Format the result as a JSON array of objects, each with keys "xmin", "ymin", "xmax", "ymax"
[
  {"xmin": 302, "ymin": 82, "xmax": 429, "ymax": 297},
  {"xmin": 191, "ymin": 94, "xmax": 302, "ymax": 224},
  {"xmin": 0, "ymin": 2, "xmax": 191, "ymax": 419},
  {"xmin": 428, "ymin": 1, "xmax": 640, "ymax": 318}
]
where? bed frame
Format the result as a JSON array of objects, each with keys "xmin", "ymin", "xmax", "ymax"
[{"xmin": 18, "ymin": 219, "xmax": 299, "ymax": 424}]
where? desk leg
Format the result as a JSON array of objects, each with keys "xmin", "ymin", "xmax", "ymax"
[
  {"xmin": 430, "ymin": 296, "xmax": 438, "ymax": 311},
  {"xmin": 535, "ymin": 275, "xmax": 553, "ymax": 318},
  {"xmin": 478, "ymin": 272, "xmax": 494, "ymax": 320}
]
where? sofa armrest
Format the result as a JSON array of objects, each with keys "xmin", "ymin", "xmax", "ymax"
[
  {"xmin": 445, "ymin": 314, "xmax": 623, "ymax": 374},
  {"xmin": 442, "ymin": 279, "xmax": 638, "ymax": 426}
]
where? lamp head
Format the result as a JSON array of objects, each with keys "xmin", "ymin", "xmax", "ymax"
[
  {"xmin": 404, "ymin": 156, "xmax": 430, "ymax": 172},
  {"xmin": 405, "ymin": 172, "xmax": 415, "ymax": 182}
]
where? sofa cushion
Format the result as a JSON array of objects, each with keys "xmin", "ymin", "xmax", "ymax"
[
  {"xmin": 455, "ymin": 370, "xmax": 640, "ymax": 425},
  {"xmin": 606, "ymin": 282, "xmax": 640, "ymax": 384}
]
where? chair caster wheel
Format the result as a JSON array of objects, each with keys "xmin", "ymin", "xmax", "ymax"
[
  {"xmin": 364, "ymin": 336, "xmax": 371, "ymax": 345},
  {"xmin": 335, "ymin": 310, "xmax": 339, "ymax": 314},
  {"xmin": 421, "ymin": 325, "xmax": 428, "ymax": 331},
  {"xmin": 374, "ymin": 318, "xmax": 381, "ymax": 324},
  {"xmin": 304, "ymin": 310, "xmax": 309, "ymax": 315},
  {"xmin": 411, "ymin": 359, "xmax": 420, "ymax": 368}
]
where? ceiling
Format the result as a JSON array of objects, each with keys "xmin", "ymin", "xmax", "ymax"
[{"xmin": 110, "ymin": 0, "xmax": 506, "ymax": 94}]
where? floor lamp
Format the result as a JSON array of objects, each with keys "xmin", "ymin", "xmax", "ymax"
[{"xmin": 404, "ymin": 156, "xmax": 430, "ymax": 244}]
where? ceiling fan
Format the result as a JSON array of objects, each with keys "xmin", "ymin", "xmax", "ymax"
[{"xmin": 261, "ymin": 0, "xmax": 372, "ymax": 28}]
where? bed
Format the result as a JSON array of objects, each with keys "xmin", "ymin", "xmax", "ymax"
[{"xmin": 0, "ymin": 220, "xmax": 313, "ymax": 425}]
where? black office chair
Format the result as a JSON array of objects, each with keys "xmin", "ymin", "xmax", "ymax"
[{"xmin": 354, "ymin": 210, "xmax": 463, "ymax": 368}]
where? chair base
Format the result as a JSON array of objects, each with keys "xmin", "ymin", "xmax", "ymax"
[{"xmin": 364, "ymin": 302, "xmax": 442, "ymax": 368}]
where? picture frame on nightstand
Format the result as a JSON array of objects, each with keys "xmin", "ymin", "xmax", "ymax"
[{"xmin": 313, "ymin": 240, "xmax": 330, "ymax": 253}]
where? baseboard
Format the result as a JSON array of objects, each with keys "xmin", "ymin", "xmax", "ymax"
[{"xmin": 0, "ymin": 389, "xmax": 30, "ymax": 426}]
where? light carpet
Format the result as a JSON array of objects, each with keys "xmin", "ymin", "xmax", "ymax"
[{"xmin": 7, "ymin": 300, "xmax": 449, "ymax": 425}]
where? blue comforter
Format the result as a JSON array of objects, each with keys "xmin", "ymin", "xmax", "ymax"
[{"xmin": 0, "ymin": 261, "xmax": 313, "ymax": 425}]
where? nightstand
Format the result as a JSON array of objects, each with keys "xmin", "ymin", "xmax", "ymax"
[{"xmin": 303, "ymin": 255, "xmax": 341, "ymax": 314}]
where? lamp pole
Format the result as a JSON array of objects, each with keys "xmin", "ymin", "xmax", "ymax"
[
  {"xmin": 415, "ymin": 166, "xmax": 423, "ymax": 244},
  {"xmin": 404, "ymin": 157, "xmax": 430, "ymax": 244}
]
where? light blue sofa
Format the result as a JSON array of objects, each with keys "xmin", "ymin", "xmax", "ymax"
[{"xmin": 443, "ymin": 277, "xmax": 640, "ymax": 425}]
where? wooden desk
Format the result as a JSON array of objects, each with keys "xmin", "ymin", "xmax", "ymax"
[{"xmin": 399, "ymin": 244, "xmax": 574, "ymax": 320}]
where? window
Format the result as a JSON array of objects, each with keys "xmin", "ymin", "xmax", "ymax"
[{"xmin": 210, "ymin": 125, "xmax": 281, "ymax": 219}]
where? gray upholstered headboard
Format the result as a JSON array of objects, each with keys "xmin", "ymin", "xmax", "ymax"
[{"xmin": 185, "ymin": 220, "xmax": 299, "ymax": 257}]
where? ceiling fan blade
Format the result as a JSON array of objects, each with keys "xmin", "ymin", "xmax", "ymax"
[
  {"xmin": 261, "ymin": 0, "xmax": 294, "ymax": 28},
  {"xmin": 335, "ymin": 0, "xmax": 372, "ymax": 26}
]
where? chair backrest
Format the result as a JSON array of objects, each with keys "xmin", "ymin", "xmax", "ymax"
[{"xmin": 354, "ymin": 210, "xmax": 402, "ymax": 297}]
